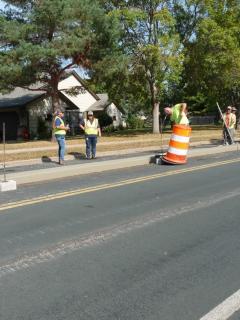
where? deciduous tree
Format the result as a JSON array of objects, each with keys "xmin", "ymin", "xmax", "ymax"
[{"xmin": 100, "ymin": 0, "xmax": 183, "ymax": 133}]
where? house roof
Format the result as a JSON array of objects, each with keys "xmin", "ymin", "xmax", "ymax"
[
  {"xmin": 59, "ymin": 72, "xmax": 111, "ymax": 112},
  {"xmin": 0, "ymin": 87, "xmax": 45, "ymax": 109},
  {"xmin": 67, "ymin": 70, "xmax": 100, "ymax": 101},
  {"xmin": 0, "ymin": 72, "xmax": 113, "ymax": 112},
  {"xmin": 87, "ymin": 93, "xmax": 110, "ymax": 111},
  {"xmin": 58, "ymin": 73, "xmax": 98, "ymax": 112}
]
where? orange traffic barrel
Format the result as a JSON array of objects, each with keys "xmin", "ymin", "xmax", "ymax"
[{"xmin": 162, "ymin": 125, "xmax": 191, "ymax": 165}]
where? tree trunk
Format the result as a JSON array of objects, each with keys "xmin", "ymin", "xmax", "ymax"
[
  {"xmin": 51, "ymin": 90, "xmax": 61, "ymax": 113},
  {"xmin": 51, "ymin": 88, "xmax": 61, "ymax": 142},
  {"xmin": 50, "ymin": 73, "xmax": 61, "ymax": 113},
  {"xmin": 152, "ymin": 101, "xmax": 160, "ymax": 134},
  {"xmin": 150, "ymin": 81, "xmax": 160, "ymax": 134}
]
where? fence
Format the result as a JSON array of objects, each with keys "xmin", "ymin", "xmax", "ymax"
[{"xmin": 189, "ymin": 116, "xmax": 216, "ymax": 125}]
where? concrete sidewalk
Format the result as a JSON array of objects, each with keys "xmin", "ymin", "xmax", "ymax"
[
  {"xmin": 0, "ymin": 140, "xmax": 215, "ymax": 168},
  {"xmin": 2, "ymin": 143, "xmax": 239, "ymax": 186}
]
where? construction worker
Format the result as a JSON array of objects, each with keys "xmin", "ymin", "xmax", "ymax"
[
  {"xmin": 80, "ymin": 111, "xmax": 101, "ymax": 159},
  {"xmin": 231, "ymin": 107, "xmax": 237, "ymax": 143},
  {"xmin": 162, "ymin": 103, "xmax": 191, "ymax": 165},
  {"xmin": 223, "ymin": 106, "xmax": 235, "ymax": 145},
  {"xmin": 53, "ymin": 110, "xmax": 69, "ymax": 165},
  {"xmin": 164, "ymin": 103, "xmax": 189, "ymax": 126}
]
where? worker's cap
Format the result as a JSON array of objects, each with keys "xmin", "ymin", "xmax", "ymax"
[
  {"xmin": 232, "ymin": 107, "xmax": 237, "ymax": 111},
  {"xmin": 88, "ymin": 111, "xmax": 93, "ymax": 116},
  {"xmin": 227, "ymin": 106, "xmax": 232, "ymax": 110},
  {"xmin": 164, "ymin": 107, "xmax": 172, "ymax": 115},
  {"xmin": 55, "ymin": 109, "xmax": 64, "ymax": 115}
]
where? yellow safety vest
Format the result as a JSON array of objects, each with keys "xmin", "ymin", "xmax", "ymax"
[
  {"xmin": 84, "ymin": 118, "xmax": 99, "ymax": 135},
  {"xmin": 53, "ymin": 116, "xmax": 66, "ymax": 135}
]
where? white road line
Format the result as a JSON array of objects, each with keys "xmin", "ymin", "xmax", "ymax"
[{"xmin": 200, "ymin": 290, "xmax": 240, "ymax": 320}]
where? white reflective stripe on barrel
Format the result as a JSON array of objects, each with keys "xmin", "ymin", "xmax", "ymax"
[
  {"xmin": 167, "ymin": 147, "xmax": 188, "ymax": 156},
  {"xmin": 171, "ymin": 134, "xmax": 190, "ymax": 143}
]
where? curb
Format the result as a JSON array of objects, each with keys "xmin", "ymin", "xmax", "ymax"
[
  {"xmin": 1, "ymin": 140, "xmax": 221, "ymax": 168},
  {"xmin": 6, "ymin": 144, "xmax": 240, "ymax": 186}
]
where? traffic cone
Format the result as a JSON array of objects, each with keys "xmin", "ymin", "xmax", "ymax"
[{"xmin": 162, "ymin": 125, "xmax": 191, "ymax": 165}]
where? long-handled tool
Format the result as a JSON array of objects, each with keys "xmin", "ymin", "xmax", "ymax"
[
  {"xmin": 217, "ymin": 102, "xmax": 234, "ymax": 145},
  {"xmin": 160, "ymin": 115, "xmax": 167, "ymax": 156},
  {"xmin": 155, "ymin": 115, "xmax": 167, "ymax": 164}
]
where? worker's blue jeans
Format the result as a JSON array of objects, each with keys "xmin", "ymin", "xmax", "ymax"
[
  {"xmin": 55, "ymin": 135, "xmax": 65, "ymax": 161},
  {"xmin": 85, "ymin": 135, "xmax": 97, "ymax": 158}
]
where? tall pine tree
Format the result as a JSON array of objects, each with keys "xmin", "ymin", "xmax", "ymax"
[{"xmin": 0, "ymin": 0, "xmax": 119, "ymax": 111}]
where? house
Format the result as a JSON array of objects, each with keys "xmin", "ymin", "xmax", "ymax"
[{"xmin": 0, "ymin": 71, "xmax": 123, "ymax": 140}]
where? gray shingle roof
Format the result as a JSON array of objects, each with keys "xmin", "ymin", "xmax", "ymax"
[
  {"xmin": 87, "ymin": 93, "xmax": 109, "ymax": 111},
  {"xmin": 0, "ymin": 87, "xmax": 45, "ymax": 109}
]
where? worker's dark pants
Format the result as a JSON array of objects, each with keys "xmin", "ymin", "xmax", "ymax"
[
  {"xmin": 85, "ymin": 135, "xmax": 97, "ymax": 158},
  {"xmin": 223, "ymin": 128, "xmax": 234, "ymax": 145}
]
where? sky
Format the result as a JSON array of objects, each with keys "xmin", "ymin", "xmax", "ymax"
[{"xmin": 0, "ymin": 1, "xmax": 5, "ymax": 9}]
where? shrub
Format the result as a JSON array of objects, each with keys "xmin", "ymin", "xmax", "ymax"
[
  {"xmin": 103, "ymin": 125, "xmax": 115, "ymax": 133},
  {"xmin": 98, "ymin": 112, "xmax": 113, "ymax": 127},
  {"xmin": 37, "ymin": 117, "xmax": 51, "ymax": 139},
  {"xmin": 127, "ymin": 115, "xmax": 145, "ymax": 129}
]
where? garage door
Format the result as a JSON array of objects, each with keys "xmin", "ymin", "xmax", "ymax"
[{"xmin": 0, "ymin": 112, "xmax": 19, "ymax": 141}]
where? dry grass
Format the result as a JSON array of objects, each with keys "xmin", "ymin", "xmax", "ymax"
[
  {"xmin": 3, "ymin": 128, "xmax": 224, "ymax": 150},
  {"xmin": 1, "ymin": 126, "xmax": 237, "ymax": 162},
  {"xmin": 0, "ymin": 135, "xmax": 225, "ymax": 163}
]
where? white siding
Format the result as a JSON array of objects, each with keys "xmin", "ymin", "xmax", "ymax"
[
  {"xmin": 59, "ymin": 75, "xmax": 97, "ymax": 111},
  {"xmin": 106, "ymin": 103, "xmax": 123, "ymax": 127}
]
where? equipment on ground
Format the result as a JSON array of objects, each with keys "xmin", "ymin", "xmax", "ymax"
[{"xmin": 155, "ymin": 115, "xmax": 167, "ymax": 164}]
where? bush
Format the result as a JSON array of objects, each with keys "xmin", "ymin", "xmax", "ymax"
[
  {"xmin": 127, "ymin": 115, "xmax": 145, "ymax": 129},
  {"xmin": 103, "ymin": 125, "xmax": 115, "ymax": 133},
  {"xmin": 37, "ymin": 117, "xmax": 51, "ymax": 139},
  {"xmin": 98, "ymin": 112, "xmax": 113, "ymax": 127}
]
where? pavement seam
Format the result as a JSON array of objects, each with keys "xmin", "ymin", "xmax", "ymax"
[{"xmin": 0, "ymin": 189, "xmax": 239, "ymax": 279}]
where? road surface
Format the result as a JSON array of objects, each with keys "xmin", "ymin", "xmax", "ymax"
[{"xmin": 1, "ymin": 152, "xmax": 240, "ymax": 320}]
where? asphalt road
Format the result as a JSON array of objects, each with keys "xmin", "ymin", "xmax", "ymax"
[{"xmin": 1, "ymin": 152, "xmax": 240, "ymax": 320}]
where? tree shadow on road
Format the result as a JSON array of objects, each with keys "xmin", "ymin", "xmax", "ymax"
[
  {"xmin": 68, "ymin": 152, "xmax": 86, "ymax": 160},
  {"xmin": 41, "ymin": 156, "xmax": 59, "ymax": 164}
]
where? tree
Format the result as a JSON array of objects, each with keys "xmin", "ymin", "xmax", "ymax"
[
  {"xmin": 98, "ymin": 0, "xmax": 183, "ymax": 133},
  {"xmin": 183, "ymin": 0, "xmax": 240, "ymax": 112},
  {"xmin": 170, "ymin": 0, "xmax": 207, "ymax": 46},
  {"xmin": 0, "ymin": 0, "xmax": 119, "ymax": 111}
]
